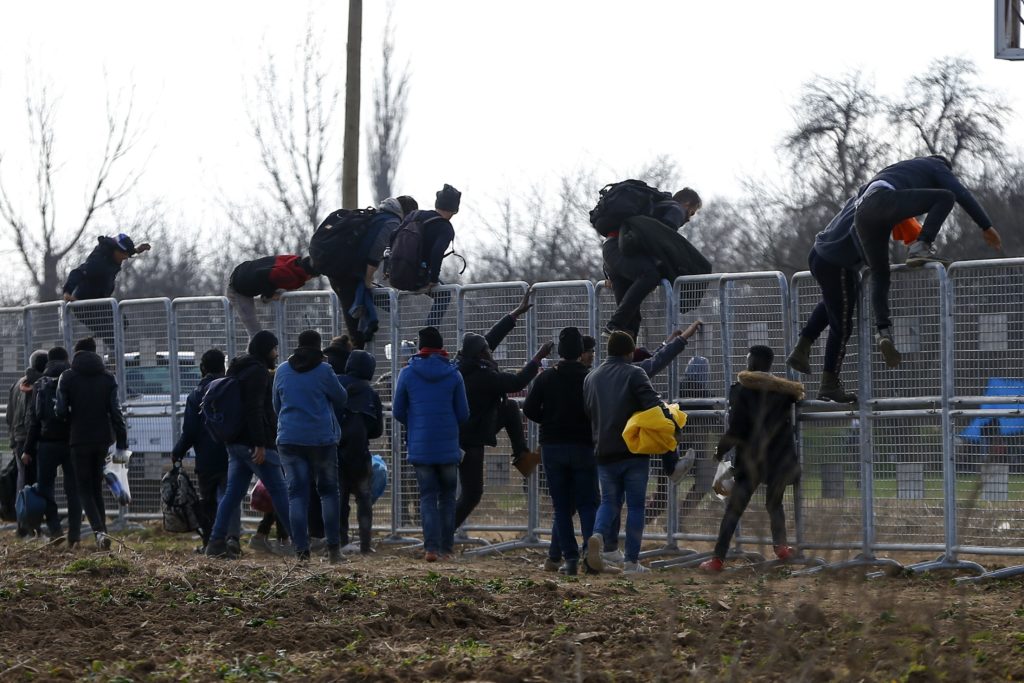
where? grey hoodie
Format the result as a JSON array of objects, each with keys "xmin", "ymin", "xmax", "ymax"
[{"xmin": 583, "ymin": 356, "xmax": 662, "ymax": 463}]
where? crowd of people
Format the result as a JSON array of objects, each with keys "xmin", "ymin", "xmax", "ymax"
[{"xmin": 2, "ymin": 154, "xmax": 1002, "ymax": 572}]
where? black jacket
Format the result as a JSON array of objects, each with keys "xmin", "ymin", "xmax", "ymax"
[
  {"xmin": 457, "ymin": 314, "xmax": 539, "ymax": 448},
  {"xmin": 63, "ymin": 237, "xmax": 123, "ymax": 300},
  {"xmin": 401, "ymin": 210, "xmax": 455, "ymax": 283},
  {"xmin": 172, "ymin": 373, "xmax": 229, "ymax": 474},
  {"xmin": 716, "ymin": 371, "xmax": 804, "ymax": 485},
  {"xmin": 337, "ymin": 351, "xmax": 384, "ymax": 474},
  {"xmin": 869, "ymin": 156, "xmax": 993, "ymax": 230},
  {"xmin": 24, "ymin": 360, "xmax": 72, "ymax": 453},
  {"xmin": 523, "ymin": 360, "xmax": 592, "ymax": 446},
  {"xmin": 56, "ymin": 351, "xmax": 127, "ymax": 449},
  {"xmin": 227, "ymin": 354, "xmax": 277, "ymax": 448}
]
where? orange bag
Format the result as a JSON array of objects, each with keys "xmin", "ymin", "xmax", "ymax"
[{"xmin": 892, "ymin": 217, "xmax": 922, "ymax": 245}]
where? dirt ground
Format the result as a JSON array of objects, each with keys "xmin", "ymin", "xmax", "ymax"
[{"xmin": 2, "ymin": 526, "xmax": 1024, "ymax": 682}]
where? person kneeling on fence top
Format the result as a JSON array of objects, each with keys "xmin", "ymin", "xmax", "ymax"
[
  {"xmin": 583, "ymin": 331, "xmax": 663, "ymax": 575},
  {"xmin": 393, "ymin": 326, "xmax": 470, "ymax": 562},
  {"xmin": 700, "ymin": 345, "xmax": 804, "ymax": 573},
  {"xmin": 226, "ymin": 255, "xmax": 317, "ymax": 340},
  {"xmin": 453, "ymin": 290, "xmax": 553, "ymax": 533},
  {"xmin": 207, "ymin": 331, "xmax": 293, "ymax": 559}
]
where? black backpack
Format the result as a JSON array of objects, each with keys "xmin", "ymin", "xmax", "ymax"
[
  {"xmin": 589, "ymin": 179, "xmax": 673, "ymax": 237},
  {"xmin": 161, "ymin": 465, "xmax": 203, "ymax": 533},
  {"xmin": 33, "ymin": 376, "xmax": 62, "ymax": 431},
  {"xmin": 200, "ymin": 376, "xmax": 244, "ymax": 444},
  {"xmin": 387, "ymin": 213, "xmax": 445, "ymax": 291},
  {"xmin": 309, "ymin": 208, "xmax": 380, "ymax": 280}
]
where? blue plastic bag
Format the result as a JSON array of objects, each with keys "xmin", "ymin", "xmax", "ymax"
[
  {"xmin": 371, "ymin": 454, "xmax": 388, "ymax": 503},
  {"xmin": 16, "ymin": 484, "xmax": 47, "ymax": 530}
]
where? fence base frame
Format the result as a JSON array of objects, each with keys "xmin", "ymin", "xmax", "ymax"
[
  {"xmin": 955, "ymin": 563, "xmax": 1024, "ymax": 584},
  {"xmin": 792, "ymin": 553, "xmax": 904, "ymax": 577},
  {"xmin": 865, "ymin": 554, "xmax": 985, "ymax": 579},
  {"xmin": 461, "ymin": 531, "xmax": 543, "ymax": 557}
]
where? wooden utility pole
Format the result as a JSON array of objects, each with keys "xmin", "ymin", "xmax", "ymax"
[{"xmin": 342, "ymin": 0, "xmax": 363, "ymax": 208}]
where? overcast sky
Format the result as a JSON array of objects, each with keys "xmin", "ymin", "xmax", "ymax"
[{"xmin": 0, "ymin": 0, "xmax": 1021, "ymax": 269}]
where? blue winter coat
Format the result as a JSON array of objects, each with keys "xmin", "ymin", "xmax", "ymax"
[
  {"xmin": 272, "ymin": 347, "xmax": 348, "ymax": 447},
  {"xmin": 393, "ymin": 353, "xmax": 469, "ymax": 465}
]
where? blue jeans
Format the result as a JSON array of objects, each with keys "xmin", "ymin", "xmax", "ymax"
[
  {"xmin": 212, "ymin": 444, "xmax": 291, "ymax": 543},
  {"xmin": 279, "ymin": 444, "xmax": 341, "ymax": 552},
  {"xmin": 543, "ymin": 444, "xmax": 598, "ymax": 563},
  {"xmin": 593, "ymin": 458, "xmax": 650, "ymax": 563},
  {"xmin": 413, "ymin": 463, "xmax": 458, "ymax": 554}
]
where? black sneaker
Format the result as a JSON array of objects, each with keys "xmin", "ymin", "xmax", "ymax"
[
  {"xmin": 875, "ymin": 329, "xmax": 902, "ymax": 368},
  {"xmin": 205, "ymin": 539, "xmax": 229, "ymax": 558},
  {"xmin": 558, "ymin": 560, "xmax": 579, "ymax": 576},
  {"xmin": 328, "ymin": 545, "xmax": 345, "ymax": 565},
  {"xmin": 296, "ymin": 549, "xmax": 311, "ymax": 563},
  {"xmin": 226, "ymin": 536, "xmax": 242, "ymax": 558}
]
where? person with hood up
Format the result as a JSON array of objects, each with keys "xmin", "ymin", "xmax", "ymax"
[
  {"xmin": 273, "ymin": 329, "xmax": 348, "ymax": 563},
  {"xmin": 8, "ymin": 350, "xmax": 48, "ymax": 505},
  {"xmin": 171, "ymin": 349, "xmax": 240, "ymax": 554},
  {"xmin": 453, "ymin": 290, "xmax": 553, "ymax": 532},
  {"xmin": 62, "ymin": 233, "xmax": 151, "ymax": 350},
  {"xmin": 55, "ymin": 337, "xmax": 128, "ymax": 549},
  {"xmin": 226, "ymin": 254, "xmax": 317, "ymax": 340},
  {"xmin": 335, "ymin": 349, "xmax": 384, "ymax": 554},
  {"xmin": 23, "ymin": 347, "xmax": 78, "ymax": 545},
  {"xmin": 206, "ymin": 331, "xmax": 293, "ymax": 558},
  {"xmin": 700, "ymin": 346, "xmax": 804, "ymax": 572},
  {"xmin": 393, "ymin": 326, "xmax": 470, "ymax": 562}
]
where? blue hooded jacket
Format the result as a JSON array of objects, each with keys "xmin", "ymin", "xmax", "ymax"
[
  {"xmin": 393, "ymin": 352, "xmax": 469, "ymax": 465},
  {"xmin": 273, "ymin": 346, "xmax": 348, "ymax": 446}
]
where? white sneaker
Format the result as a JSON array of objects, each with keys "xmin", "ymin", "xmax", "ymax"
[
  {"xmin": 623, "ymin": 561, "xmax": 650, "ymax": 574},
  {"xmin": 670, "ymin": 448, "xmax": 696, "ymax": 484},
  {"xmin": 601, "ymin": 549, "xmax": 625, "ymax": 565}
]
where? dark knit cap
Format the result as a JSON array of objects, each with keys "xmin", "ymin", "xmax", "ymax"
[
  {"xmin": 47, "ymin": 346, "xmax": 69, "ymax": 362},
  {"xmin": 29, "ymin": 350, "xmax": 49, "ymax": 373},
  {"xmin": 607, "ymin": 330, "xmax": 635, "ymax": 358},
  {"xmin": 435, "ymin": 184, "xmax": 462, "ymax": 213},
  {"xmin": 418, "ymin": 326, "xmax": 444, "ymax": 350},
  {"xmin": 248, "ymin": 330, "xmax": 279, "ymax": 359},
  {"xmin": 582, "ymin": 335, "xmax": 597, "ymax": 353},
  {"xmin": 74, "ymin": 337, "xmax": 97, "ymax": 353},
  {"xmin": 397, "ymin": 195, "xmax": 419, "ymax": 215},
  {"xmin": 557, "ymin": 327, "xmax": 583, "ymax": 360},
  {"xmin": 460, "ymin": 332, "xmax": 489, "ymax": 360},
  {"xmin": 297, "ymin": 329, "xmax": 322, "ymax": 350}
]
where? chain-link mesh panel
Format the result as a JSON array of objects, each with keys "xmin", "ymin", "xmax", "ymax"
[
  {"xmin": 953, "ymin": 414, "xmax": 1024, "ymax": 553},
  {"xmin": 797, "ymin": 415, "xmax": 864, "ymax": 551},
  {"xmin": 869, "ymin": 414, "xmax": 945, "ymax": 547},
  {"xmin": 393, "ymin": 285, "xmax": 460, "ymax": 352},
  {"xmin": 65, "ymin": 299, "xmax": 119, "ymax": 374},
  {"xmin": 673, "ymin": 275, "xmax": 726, "ymax": 400},
  {"xmin": 393, "ymin": 421, "xmax": 421, "ymax": 534},
  {"xmin": 230, "ymin": 297, "xmax": 280, "ymax": 354},
  {"xmin": 365, "ymin": 287, "xmax": 396, "ymax": 406},
  {"xmin": 949, "ymin": 261, "xmax": 1024, "ymax": 399},
  {"xmin": 369, "ymin": 413, "xmax": 394, "ymax": 532},
  {"xmin": 26, "ymin": 303, "xmax": 65, "ymax": 355},
  {"xmin": 673, "ymin": 412, "xmax": 728, "ymax": 542},
  {"xmin": 864, "ymin": 265, "xmax": 944, "ymax": 400},
  {"xmin": 596, "ymin": 280, "xmax": 671, "ymax": 395},
  {"xmin": 0, "ymin": 308, "xmax": 26, "ymax": 459},
  {"xmin": 460, "ymin": 283, "xmax": 530, "ymax": 366},
  {"xmin": 172, "ymin": 297, "xmax": 232, "ymax": 388},
  {"xmin": 280, "ymin": 291, "xmax": 336, "ymax": 354},
  {"xmin": 722, "ymin": 274, "xmax": 789, "ymax": 385},
  {"xmin": 792, "ymin": 271, "xmax": 862, "ymax": 392}
]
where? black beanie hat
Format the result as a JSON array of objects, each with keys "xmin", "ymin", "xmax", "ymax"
[
  {"xmin": 607, "ymin": 330, "xmax": 635, "ymax": 358},
  {"xmin": 582, "ymin": 335, "xmax": 597, "ymax": 353},
  {"xmin": 460, "ymin": 332, "xmax": 489, "ymax": 360},
  {"xmin": 397, "ymin": 195, "xmax": 419, "ymax": 215},
  {"xmin": 298, "ymin": 329, "xmax": 322, "ymax": 350},
  {"xmin": 557, "ymin": 327, "xmax": 583, "ymax": 360},
  {"xmin": 435, "ymin": 184, "xmax": 462, "ymax": 213},
  {"xmin": 418, "ymin": 326, "xmax": 444, "ymax": 350},
  {"xmin": 29, "ymin": 349, "xmax": 49, "ymax": 373},
  {"xmin": 47, "ymin": 346, "xmax": 69, "ymax": 362},
  {"xmin": 248, "ymin": 330, "xmax": 279, "ymax": 359}
]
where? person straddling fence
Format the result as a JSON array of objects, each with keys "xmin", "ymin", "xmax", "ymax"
[
  {"xmin": 171, "ymin": 349, "xmax": 240, "ymax": 554},
  {"xmin": 8, "ymin": 350, "xmax": 47, "ymax": 537},
  {"xmin": 583, "ymin": 331, "xmax": 663, "ymax": 575},
  {"xmin": 453, "ymin": 291, "xmax": 551, "ymax": 532},
  {"xmin": 336, "ymin": 350, "xmax": 384, "ymax": 554},
  {"xmin": 393, "ymin": 326, "xmax": 470, "ymax": 562},
  {"xmin": 273, "ymin": 330, "xmax": 348, "ymax": 564},
  {"xmin": 226, "ymin": 255, "xmax": 317, "ymax": 340},
  {"xmin": 852, "ymin": 155, "xmax": 1001, "ymax": 368},
  {"xmin": 206, "ymin": 331, "xmax": 293, "ymax": 559},
  {"xmin": 523, "ymin": 327, "xmax": 595, "ymax": 576},
  {"xmin": 22, "ymin": 347, "xmax": 77, "ymax": 546},
  {"xmin": 700, "ymin": 345, "xmax": 804, "ymax": 572},
  {"xmin": 55, "ymin": 337, "xmax": 128, "ymax": 550},
  {"xmin": 62, "ymin": 233, "xmax": 152, "ymax": 351}
]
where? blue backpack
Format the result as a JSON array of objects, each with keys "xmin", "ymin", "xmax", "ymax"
[
  {"xmin": 200, "ymin": 376, "xmax": 244, "ymax": 443},
  {"xmin": 371, "ymin": 454, "xmax": 388, "ymax": 503},
  {"xmin": 16, "ymin": 484, "xmax": 47, "ymax": 531}
]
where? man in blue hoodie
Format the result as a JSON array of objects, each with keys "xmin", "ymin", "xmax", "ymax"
[
  {"xmin": 273, "ymin": 329, "xmax": 348, "ymax": 563},
  {"xmin": 393, "ymin": 326, "xmax": 470, "ymax": 562}
]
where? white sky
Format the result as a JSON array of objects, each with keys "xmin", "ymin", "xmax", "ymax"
[{"xmin": 0, "ymin": 0, "xmax": 1021, "ymax": 271}]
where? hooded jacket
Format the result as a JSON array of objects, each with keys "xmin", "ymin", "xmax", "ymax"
[
  {"xmin": 272, "ymin": 347, "xmax": 348, "ymax": 447},
  {"xmin": 457, "ymin": 314, "xmax": 539, "ymax": 448},
  {"xmin": 62, "ymin": 237, "xmax": 124, "ymax": 300},
  {"xmin": 523, "ymin": 360, "xmax": 592, "ymax": 446},
  {"xmin": 56, "ymin": 351, "xmax": 127, "ymax": 449},
  {"xmin": 226, "ymin": 353, "xmax": 277, "ymax": 448},
  {"xmin": 396, "ymin": 210, "xmax": 455, "ymax": 284},
  {"xmin": 583, "ymin": 356, "xmax": 662, "ymax": 463},
  {"xmin": 172, "ymin": 373, "xmax": 229, "ymax": 475},
  {"xmin": 337, "ymin": 350, "xmax": 384, "ymax": 472},
  {"xmin": 6, "ymin": 367, "xmax": 43, "ymax": 446},
  {"xmin": 228, "ymin": 255, "xmax": 311, "ymax": 299},
  {"xmin": 23, "ymin": 360, "xmax": 71, "ymax": 453},
  {"xmin": 393, "ymin": 353, "xmax": 470, "ymax": 465},
  {"xmin": 716, "ymin": 371, "xmax": 804, "ymax": 485}
]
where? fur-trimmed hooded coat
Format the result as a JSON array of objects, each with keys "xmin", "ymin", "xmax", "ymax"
[{"xmin": 716, "ymin": 371, "xmax": 804, "ymax": 484}]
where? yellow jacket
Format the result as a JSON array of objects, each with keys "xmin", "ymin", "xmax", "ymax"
[{"xmin": 622, "ymin": 403, "xmax": 688, "ymax": 455}]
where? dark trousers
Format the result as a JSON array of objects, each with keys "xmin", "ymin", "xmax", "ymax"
[
  {"xmin": 713, "ymin": 472, "xmax": 791, "ymax": 560},
  {"xmin": 801, "ymin": 249, "xmax": 860, "ymax": 375},
  {"xmin": 603, "ymin": 238, "xmax": 661, "ymax": 340},
  {"xmin": 543, "ymin": 444, "xmax": 598, "ymax": 563},
  {"xmin": 71, "ymin": 445, "xmax": 108, "ymax": 535},
  {"xmin": 854, "ymin": 188, "xmax": 955, "ymax": 330},
  {"xmin": 257, "ymin": 512, "xmax": 289, "ymax": 540},
  {"xmin": 331, "ymin": 277, "xmax": 367, "ymax": 349},
  {"xmin": 196, "ymin": 470, "xmax": 240, "ymax": 544},
  {"xmin": 36, "ymin": 441, "xmax": 81, "ymax": 542},
  {"xmin": 340, "ymin": 460, "xmax": 374, "ymax": 550}
]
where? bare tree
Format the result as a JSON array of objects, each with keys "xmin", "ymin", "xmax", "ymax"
[
  {"xmin": 0, "ymin": 79, "xmax": 142, "ymax": 301},
  {"xmin": 342, "ymin": 0, "xmax": 363, "ymax": 208},
  {"xmin": 366, "ymin": 6, "xmax": 410, "ymax": 204},
  {"xmin": 115, "ymin": 208, "xmax": 217, "ymax": 299}
]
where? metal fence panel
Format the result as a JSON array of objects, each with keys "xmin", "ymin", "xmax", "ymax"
[
  {"xmin": 672, "ymin": 274, "xmax": 727, "ymax": 400},
  {"xmin": 230, "ymin": 297, "xmax": 281, "ymax": 356},
  {"xmin": 25, "ymin": 302, "xmax": 65, "ymax": 355},
  {"xmin": 280, "ymin": 291, "xmax": 337, "ymax": 354},
  {"xmin": 365, "ymin": 287, "xmax": 397, "ymax": 406},
  {"xmin": 0, "ymin": 308, "xmax": 27, "ymax": 459},
  {"xmin": 65, "ymin": 299, "xmax": 120, "ymax": 377},
  {"xmin": 791, "ymin": 270, "xmax": 862, "ymax": 395},
  {"xmin": 796, "ymin": 414, "xmax": 864, "ymax": 552},
  {"xmin": 721, "ymin": 272, "xmax": 790, "ymax": 387}
]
